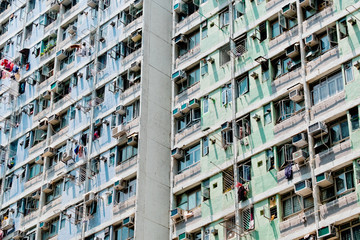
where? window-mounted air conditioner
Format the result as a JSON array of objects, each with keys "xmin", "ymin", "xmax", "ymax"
[
  {"xmin": 172, "ymin": 70, "xmax": 187, "ymax": 83},
  {"xmin": 282, "ymin": 3, "xmax": 296, "ymax": 17},
  {"xmin": 292, "ymin": 149, "xmax": 308, "ymax": 165},
  {"xmin": 48, "ymin": 114, "xmax": 60, "ymax": 125},
  {"xmin": 294, "ymin": 179, "xmax": 312, "ymax": 196},
  {"xmin": 174, "ymin": 34, "xmax": 188, "ymax": 44},
  {"xmin": 308, "ymin": 121, "xmax": 327, "ymax": 137},
  {"xmin": 173, "ymin": 108, "xmax": 183, "ymax": 118},
  {"xmin": 174, "ymin": 1, "xmax": 187, "ymax": 14},
  {"xmin": 178, "ymin": 232, "xmax": 191, "ymax": 240},
  {"xmin": 317, "ymin": 225, "xmax": 338, "ymax": 239},
  {"xmin": 189, "ymin": 99, "xmax": 199, "ymax": 109},
  {"xmin": 286, "ymin": 44, "xmax": 300, "ymax": 58},
  {"xmin": 87, "ymin": 0, "xmax": 98, "ymax": 8},
  {"xmin": 42, "ymin": 147, "xmax": 54, "ymax": 157},
  {"xmin": 42, "ymin": 183, "xmax": 53, "ymax": 193},
  {"xmin": 170, "ymin": 208, "xmax": 183, "ymax": 221},
  {"xmin": 39, "ymin": 222, "xmax": 49, "ymax": 230},
  {"xmin": 67, "ymin": 25, "xmax": 77, "ymax": 35},
  {"xmin": 130, "ymin": 61, "xmax": 141, "ymax": 72},
  {"xmin": 35, "ymin": 156, "xmax": 44, "ymax": 164},
  {"xmin": 171, "ymin": 148, "xmax": 183, "ymax": 159},
  {"xmin": 305, "ymin": 34, "xmax": 318, "ymax": 47},
  {"xmin": 122, "ymin": 216, "xmax": 134, "ymax": 227},
  {"xmin": 1, "ymin": 218, "xmax": 13, "ymax": 230},
  {"xmin": 316, "ymin": 172, "xmax": 333, "ymax": 187},
  {"xmin": 116, "ymin": 105, "xmax": 125, "ymax": 115},
  {"xmin": 289, "ymin": 89, "xmax": 303, "ymax": 102},
  {"xmin": 292, "ymin": 132, "xmax": 307, "ymax": 148},
  {"xmin": 39, "ymin": 118, "xmax": 48, "ymax": 130},
  {"xmin": 127, "ymin": 134, "xmax": 138, "ymax": 146},
  {"xmin": 13, "ymin": 230, "xmax": 24, "ymax": 239},
  {"xmin": 180, "ymin": 102, "xmax": 190, "ymax": 113},
  {"xmin": 85, "ymin": 191, "xmax": 95, "ymax": 205},
  {"xmin": 32, "ymin": 190, "xmax": 41, "ymax": 199},
  {"xmin": 56, "ymin": 49, "xmax": 68, "ymax": 60},
  {"xmin": 114, "ymin": 179, "xmax": 127, "ymax": 191},
  {"xmin": 42, "ymin": 90, "xmax": 51, "ymax": 99}
]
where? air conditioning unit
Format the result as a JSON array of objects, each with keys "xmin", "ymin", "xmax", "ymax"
[
  {"xmin": 289, "ymin": 89, "xmax": 303, "ymax": 102},
  {"xmin": 170, "ymin": 208, "xmax": 183, "ymax": 221},
  {"xmin": 56, "ymin": 49, "xmax": 68, "ymax": 60},
  {"xmin": 85, "ymin": 192, "xmax": 95, "ymax": 205},
  {"xmin": 172, "ymin": 70, "xmax": 187, "ymax": 83},
  {"xmin": 1, "ymin": 218, "xmax": 13, "ymax": 230},
  {"xmin": 123, "ymin": 216, "xmax": 134, "ymax": 227},
  {"xmin": 131, "ymin": 30, "xmax": 142, "ymax": 42},
  {"xmin": 286, "ymin": 44, "xmax": 299, "ymax": 58},
  {"xmin": 39, "ymin": 221, "xmax": 49, "ymax": 230},
  {"xmin": 39, "ymin": 119, "xmax": 48, "ymax": 130},
  {"xmin": 116, "ymin": 105, "xmax": 125, "ymax": 115},
  {"xmin": 292, "ymin": 132, "xmax": 307, "ymax": 148},
  {"xmin": 87, "ymin": 0, "xmax": 98, "ymax": 8},
  {"xmin": 174, "ymin": 1, "xmax": 187, "ymax": 14},
  {"xmin": 178, "ymin": 232, "xmax": 191, "ymax": 240},
  {"xmin": 174, "ymin": 34, "xmax": 188, "ymax": 44},
  {"xmin": 189, "ymin": 99, "xmax": 199, "ymax": 109},
  {"xmin": 171, "ymin": 148, "xmax": 183, "ymax": 159},
  {"xmin": 282, "ymin": 3, "xmax": 296, "ymax": 17},
  {"xmin": 111, "ymin": 126, "xmax": 120, "ymax": 138},
  {"xmin": 180, "ymin": 102, "xmax": 190, "ymax": 113},
  {"xmin": 130, "ymin": 61, "xmax": 141, "ymax": 71},
  {"xmin": 35, "ymin": 156, "xmax": 44, "ymax": 164},
  {"xmin": 299, "ymin": 0, "xmax": 315, "ymax": 8},
  {"xmin": 67, "ymin": 25, "xmax": 77, "ymax": 35},
  {"xmin": 317, "ymin": 225, "xmax": 338, "ymax": 239},
  {"xmin": 42, "ymin": 90, "xmax": 51, "ymax": 99},
  {"xmin": 172, "ymin": 108, "xmax": 183, "ymax": 118},
  {"xmin": 13, "ymin": 230, "xmax": 24, "ymax": 239},
  {"xmin": 48, "ymin": 114, "xmax": 60, "ymax": 125},
  {"xmin": 42, "ymin": 183, "xmax": 53, "ymax": 193},
  {"xmin": 127, "ymin": 135, "xmax": 138, "ymax": 146},
  {"xmin": 308, "ymin": 121, "xmax": 327, "ymax": 137},
  {"xmin": 292, "ymin": 149, "xmax": 308, "ymax": 165},
  {"xmin": 42, "ymin": 147, "xmax": 54, "ymax": 157},
  {"xmin": 32, "ymin": 190, "xmax": 41, "ymax": 199},
  {"xmin": 94, "ymin": 118, "xmax": 102, "ymax": 127},
  {"xmin": 61, "ymin": 148, "xmax": 73, "ymax": 163},
  {"xmin": 221, "ymin": 121, "xmax": 232, "ymax": 131},
  {"xmin": 316, "ymin": 172, "xmax": 333, "ymax": 187},
  {"xmin": 294, "ymin": 179, "xmax": 312, "ymax": 196},
  {"xmin": 114, "ymin": 179, "xmax": 127, "ymax": 190},
  {"xmin": 240, "ymin": 136, "xmax": 249, "ymax": 146},
  {"xmin": 133, "ymin": 0, "xmax": 143, "ymax": 8},
  {"xmin": 305, "ymin": 34, "xmax": 318, "ymax": 47}
]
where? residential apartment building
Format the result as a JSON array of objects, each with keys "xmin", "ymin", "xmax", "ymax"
[
  {"xmin": 0, "ymin": 0, "xmax": 172, "ymax": 239},
  {"xmin": 170, "ymin": 0, "xmax": 360, "ymax": 239}
]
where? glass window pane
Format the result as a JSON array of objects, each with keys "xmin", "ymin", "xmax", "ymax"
[
  {"xmin": 336, "ymin": 173, "xmax": 346, "ymax": 195},
  {"xmin": 331, "ymin": 124, "xmax": 341, "ymax": 143},
  {"xmin": 340, "ymin": 121, "xmax": 349, "ymax": 139},
  {"xmin": 341, "ymin": 229, "xmax": 352, "ymax": 240},
  {"xmin": 346, "ymin": 171, "xmax": 354, "ymax": 190},
  {"xmin": 188, "ymin": 192, "xmax": 196, "ymax": 210},
  {"xmin": 283, "ymin": 198, "xmax": 292, "ymax": 217},
  {"xmin": 320, "ymin": 35, "xmax": 330, "ymax": 52},
  {"xmin": 353, "ymin": 225, "xmax": 360, "ymax": 240},
  {"xmin": 293, "ymin": 196, "xmax": 301, "ymax": 213}
]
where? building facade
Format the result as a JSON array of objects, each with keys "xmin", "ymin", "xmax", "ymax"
[
  {"xmin": 170, "ymin": 0, "xmax": 360, "ymax": 239},
  {"xmin": 0, "ymin": 0, "xmax": 172, "ymax": 239}
]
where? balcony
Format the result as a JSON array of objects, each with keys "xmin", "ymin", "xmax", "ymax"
[
  {"xmin": 315, "ymin": 139, "xmax": 351, "ymax": 168},
  {"xmin": 175, "ymin": 45, "xmax": 200, "ymax": 68},
  {"xmin": 53, "ymin": 95, "xmax": 71, "ymax": 113},
  {"xmin": 266, "ymin": 0, "xmax": 286, "ymax": 11},
  {"xmin": 29, "ymin": 141, "xmax": 47, "ymax": 157},
  {"xmin": 120, "ymin": 84, "xmax": 141, "ymax": 103},
  {"xmin": 37, "ymin": 76, "xmax": 54, "ymax": 94},
  {"xmin": 33, "ymin": 108, "xmax": 51, "ymax": 123},
  {"xmin": 115, "ymin": 156, "xmax": 138, "ymax": 175},
  {"xmin": 175, "ymin": 206, "xmax": 201, "ymax": 228},
  {"xmin": 20, "ymin": 210, "xmax": 39, "ymax": 227},
  {"xmin": 174, "ymin": 162, "xmax": 201, "ymax": 186},
  {"xmin": 273, "ymin": 111, "xmax": 306, "ymax": 136},
  {"xmin": 57, "ymin": 61, "xmax": 75, "ymax": 78},
  {"xmin": 174, "ymin": 121, "xmax": 201, "ymax": 145},
  {"xmin": 40, "ymin": 47, "xmax": 56, "ymax": 64},
  {"xmin": 269, "ymin": 27, "xmax": 299, "ymax": 51},
  {"xmin": 44, "ymin": 19, "xmax": 60, "ymax": 36},
  {"xmin": 50, "ymin": 126, "xmax": 69, "ymax": 145},
  {"xmin": 121, "ymin": 49, "xmax": 142, "ymax": 68},
  {"xmin": 279, "ymin": 209, "xmax": 315, "ymax": 237},
  {"xmin": 277, "ymin": 164, "xmax": 311, "ymax": 185},
  {"xmin": 123, "ymin": 16, "xmax": 143, "ymax": 36},
  {"xmin": 303, "ymin": 6, "xmax": 334, "ymax": 33},
  {"xmin": 24, "ymin": 174, "xmax": 42, "ymax": 189},
  {"xmin": 310, "ymin": 91, "xmax": 345, "ymax": 120},
  {"xmin": 42, "ymin": 197, "xmax": 62, "ymax": 213},
  {"xmin": 113, "ymin": 196, "xmax": 136, "ymax": 215},
  {"xmin": 62, "ymin": 4, "xmax": 80, "ymax": 21},
  {"xmin": 306, "ymin": 47, "xmax": 339, "ymax": 77},
  {"xmin": 46, "ymin": 162, "xmax": 66, "ymax": 181},
  {"xmin": 174, "ymin": 82, "xmax": 200, "ymax": 107},
  {"xmin": 319, "ymin": 191, "xmax": 357, "ymax": 220},
  {"xmin": 271, "ymin": 68, "xmax": 301, "ymax": 94},
  {"xmin": 175, "ymin": 12, "xmax": 200, "ymax": 34}
]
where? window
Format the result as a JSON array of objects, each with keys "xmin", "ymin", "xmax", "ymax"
[
  {"xmin": 266, "ymin": 149, "xmax": 275, "ymax": 171},
  {"xmin": 42, "ymin": 218, "xmax": 59, "ymax": 240},
  {"xmin": 45, "ymin": 181, "xmax": 62, "ymax": 204},
  {"xmin": 201, "ymin": 21, "xmax": 208, "ymax": 39},
  {"xmin": 277, "ymin": 143, "xmax": 296, "ymax": 169},
  {"xmin": 241, "ymin": 207, "xmax": 255, "ymax": 231},
  {"xmin": 282, "ymin": 191, "xmax": 313, "ymax": 219},
  {"xmin": 189, "ymin": 31, "xmax": 200, "ymax": 51},
  {"xmin": 123, "ymin": 100, "xmax": 140, "ymax": 124},
  {"xmin": 176, "ymin": 186, "xmax": 201, "ymax": 210},
  {"xmin": 233, "ymin": 35, "xmax": 247, "ymax": 57},
  {"xmin": 223, "ymin": 166, "xmax": 234, "ymax": 193},
  {"xmin": 329, "ymin": 117, "xmax": 349, "ymax": 145},
  {"xmin": 236, "ymin": 115, "xmax": 251, "ymax": 139},
  {"xmin": 350, "ymin": 107, "xmax": 359, "ymax": 131},
  {"xmin": 238, "ymin": 160, "xmax": 251, "ymax": 184},
  {"xmin": 320, "ymin": 165, "xmax": 354, "ymax": 203},
  {"xmin": 177, "ymin": 108, "xmax": 201, "ymax": 132},
  {"xmin": 178, "ymin": 144, "xmax": 200, "ymax": 173},
  {"xmin": 311, "ymin": 71, "xmax": 344, "ymax": 105},
  {"xmin": 28, "ymin": 162, "xmax": 43, "ymax": 180},
  {"xmin": 109, "ymin": 147, "xmax": 116, "ymax": 165},
  {"xmin": 177, "ymin": 66, "xmax": 200, "ymax": 93},
  {"xmin": 90, "ymin": 158, "xmax": 100, "ymax": 175},
  {"xmin": 220, "ymin": 44, "xmax": 230, "ymax": 66},
  {"xmin": 75, "ymin": 204, "xmax": 84, "ymax": 224},
  {"xmin": 233, "ymin": 1, "xmax": 245, "ymax": 19},
  {"xmin": 221, "ymin": 128, "xmax": 233, "ymax": 148},
  {"xmin": 272, "ymin": 55, "xmax": 298, "ymax": 79},
  {"xmin": 225, "ymin": 216, "xmax": 236, "ymax": 239},
  {"xmin": 116, "ymin": 145, "xmax": 137, "ymax": 165},
  {"xmin": 264, "ymin": 104, "xmax": 272, "ymax": 125},
  {"xmin": 339, "ymin": 18, "xmax": 348, "ymax": 39},
  {"xmin": 344, "ymin": 61, "xmax": 354, "ymax": 83},
  {"xmin": 222, "ymin": 85, "xmax": 232, "ymax": 105},
  {"xmin": 4, "ymin": 175, "xmax": 13, "ymax": 191},
  {"xmin": 202, "ymin": 137, "xmax": 209, "ymax": 156},
  {"xmin": 203, "ymin": 97, "xmax": 209, "ymax": 114},
  {"xmin": 114, "ymin": 225, "xmax": 134, "ymax": 240},
  {"xmin": 201, "ymin": 60, "xmax": 208, "ymax": 76},
  {"xmin": 236, "ymin": 75, "xmax": 249, "ymax": 96},
  {"xmin": 219, "ymin": 9, "xmax": 230, "ymax": 28},
  {"xmin": 270, "ymin": 12, "xmax": 297, "ymax": 39},
  {"xmin": 275, "ymin": 98, "xmax": 304, "ymax": 123},
  {"xmin": 271, "ymin": 19, "xmax": 281, "ymax": 38},
  {"xmin": 114, "ymin": 178, "xmax": 136, "ymax": 203},
  {"xmin": 259, "ymin": 22, "xmax": 267, "ymax": 41},
  {"xmin": 339, "ymin": 219, "xmax": 360, "ymax": 240}
]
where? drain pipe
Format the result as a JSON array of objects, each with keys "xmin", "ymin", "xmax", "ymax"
[
  {"xmin": 229, "ymin": 2, "xmax": 241, "ymax": 239},
  {"xmin": 295, "ymin": 0, "xmax": 320, "ymax": 230}
]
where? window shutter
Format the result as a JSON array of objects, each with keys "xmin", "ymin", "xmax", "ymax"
[
  {"xmin": 279, "ymin": 12, "xmax": 288, "ymax": 30},
  {"xmin": 235, "ymin": 0, "xmax": 245, "ymax": 15}
]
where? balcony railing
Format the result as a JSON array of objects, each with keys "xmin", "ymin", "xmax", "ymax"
[
  {"xmin": 46, "ymin": 162, "xmax": 66, "ymax": 180},
  {"xmin": 311, "ymin": 91, "xmax": 345, "ymax": 120},
  {"xmin": 319, "ymin": 191, "xmax": 357, "ymax": 219},
  {"xmin": 174, "ymin": 82, "xmax": 200, "ymax": 106},
  {"xmin": 115, "ymin": 156, "xmax": 138, "ymax": 175},
  {"xmin": 175, "ymin": 12, "xmax": 200, "ymax": 33},
  {"xmin": 273, "ymin": 111, "xmax": 306, "ymax": 135},
  {"xmin": 174, "ymin": 121, "xmax": 201, "ymax": 145},
  {"xmin": 315, "ymin": 139, "xmax": 351, "ymax": 168},
  {"xmin": 175, "ymin": 45, "xmax": 200, "ymax": 68},
  {"xmin": 279, "ymin": 209, "xmax": 315, "ymax": 236},
  {"xmin": 271, "ymin": 68, "xmax": 301, "ymax": 94},
  {"xmin": 113, "ymin": 196, "xmax": 136, "ymax": 215},
  {"xmin": 174, "ymin": 162, "xmax": 201, "ymax": 186}
]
